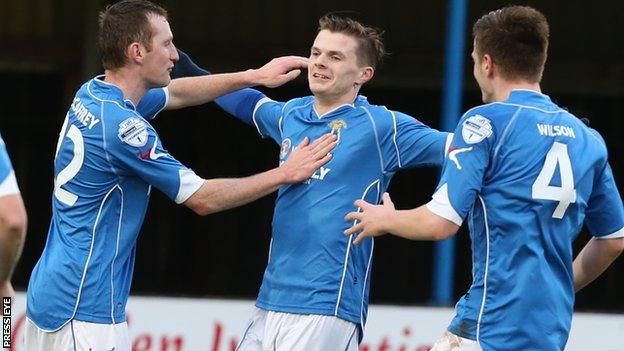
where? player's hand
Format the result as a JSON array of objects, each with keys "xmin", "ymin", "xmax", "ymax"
[
  {"xmin": 251, "ymin": 56, "xmax": 309, "ymax": 88},
  {"xmin": 280, "ymin": 133, "xmax": 336, "ymax": 183},
  {"xmin": 0, "ymin": 281, "xmax": 15, "ymax": 300},
  {"xmin": 344, "ymin": 192, "xmax": 396, "ymax": 244}
]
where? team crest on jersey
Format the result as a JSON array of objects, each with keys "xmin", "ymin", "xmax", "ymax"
[
  {"xmin": 462, "ymin": 115, "xmax": 493, "ymax": 144},
  {"xmin": 328, "ymin": 119, "xmax": 347, "ymax": 134},
  {"xmin": 118, "ymin": 117, "xmax": 148, "ymax": 147},
  {"xmin": 280, "ymin": 138, "xmax": 292, "ymax": 159}
]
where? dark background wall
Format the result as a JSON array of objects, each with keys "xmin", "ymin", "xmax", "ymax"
[{"xmin": 0, "ymin": 0, "xmax": 622, "ymax": 312}]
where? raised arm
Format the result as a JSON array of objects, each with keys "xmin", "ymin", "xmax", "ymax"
[
  {"xmin": 166, "ymin": 55, "xmax": 307, "ymax": 110},
  {"xmin": 170, "ymin": 49, "xmax": 265, "ymax": 125},
  {"xmin": 184, "ymin": 134, "xmax": 336, "ymax": 215}
]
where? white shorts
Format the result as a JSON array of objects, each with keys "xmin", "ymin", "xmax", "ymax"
[
  {"xmin": 236, "ymin": 307, "xmax": 359, "ymax": 351},
  {"xmin": 23, "ymin": 318, "xmax": 130, "ymax": 351},
  {"xmin": 430, "ymin": 331, "xmax": 482, "ymax": 351}
]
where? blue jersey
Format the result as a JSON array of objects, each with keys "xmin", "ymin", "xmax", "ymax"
[
  {"xmin": 27, "ymin": 76, "xmax": 204, "ymax": 331},
  {"xmin": 0, "ymin": 134, "xmax": 20, "ymax": 197},
  {"xmin": 426, "ymin": 90, "xmax": 624, "ymax": 350},
  {"xmin": 252, "ymin": 96, "xmax": 449, "ymax": 329}
]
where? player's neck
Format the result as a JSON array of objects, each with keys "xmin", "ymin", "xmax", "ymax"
[
  {"xmin": 313, "ymin": 92, "xmax": 358, "ymax": 117},
  {"xmin": 492, "ymin": 79, "xmax": 541, "ymax": 102},
  {"xmin": 103, "ymin": 68, "xmax": 150, "ymax": 107}
]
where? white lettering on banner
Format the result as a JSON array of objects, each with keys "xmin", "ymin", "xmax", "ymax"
[
  {"xmin": 8, "ymin": 293, "xmax": 624, "ymax": 350},
  {"xmin": 70, "ymin": 97, "xmax": 100, "ymax": 129},
  {"xmin": 536, "ymin": 124, "xmax": 576, "ymax": 138}
]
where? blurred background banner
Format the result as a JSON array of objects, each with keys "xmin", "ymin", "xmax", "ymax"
[
  {"xmin": 7, "ymin": 293, "xmax": 624, "ymax": 350},
  {"xmin": 0, "ymin": 0, "xmax": 622, "ymax": 323}
]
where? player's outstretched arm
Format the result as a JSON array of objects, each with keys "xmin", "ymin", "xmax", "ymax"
[
  {"xmin": 0, "ymin": 194, "xmax": 27, "ymax": 298},
  {"xmin": 166, "ymin": 56, "xmax": 307, "ymax": 110},
  {"xmin": 344, "ymin": 193, "xmax": 459, "ymax": 244},
  {"xmin": 573, "ymin": 237, "xmax": 624, "ymax": 292},
  {"xmin": 184, "ymin": 134, "xmax": 336, "ymax": 216},
  {"xmin": 170, "ymin": 49, "xmax": 265, "ymax": 126}
]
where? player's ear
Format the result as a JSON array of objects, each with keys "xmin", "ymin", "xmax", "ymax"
[
  {"xmin": 482, "ymin": 54, "xmax": 495, "ymax": 77},
  {"xmin": 127, "ymin": 42, "xmax": 144, "ymax": 64},
  {"xmin": 356, "ymin": 66, "xmax": 374, "ymax": 86}
]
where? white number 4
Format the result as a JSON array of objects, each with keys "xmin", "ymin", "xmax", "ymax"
[{"xmin": 531, "ymin": 142, "xmax": 576, "ymax": 219}]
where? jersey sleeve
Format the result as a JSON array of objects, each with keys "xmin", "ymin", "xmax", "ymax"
[
  {"xmin": 426, "ymin": 112, "xmax": 497, "ymax": 225},
  {"xmin": 136, "ymin": 87, "xmax": 169, "ymax": 120},
  {"xmin": 383, "ymin": 110, "xmax": 451, "ymax": 172},
  {"xmin": 0, "ymin": 134, "xmax": 20, "ymax": 197},
  {"xmin": 109, "ymin": 117, "xmax": 203, "ymax": 204},
  {"xmin": 585, "ymin": 162, "xmax": 624, "ymax": 238},
  {"xmin": 252, "ymin": 98, "xmax": 285, "ymax": 144}
]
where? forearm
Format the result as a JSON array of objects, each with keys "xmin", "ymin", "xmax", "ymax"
[
  {"xmin": 573, "ymin": 237, "xmax": 624, "ymax": 292},
  {"xmin": 167, "ymin": 71, "xmax": 258, "ymax": 109},
  {"xmin": 184, "ymin": 167, "xmax": 287, "ymax": 216},
  {"xmin": 386, "ymin": 205, "xmax": 456, "ymax": 241},
  {"xmin": 0, "ymin": 195, "xmax": 27, "ymax": 283}
]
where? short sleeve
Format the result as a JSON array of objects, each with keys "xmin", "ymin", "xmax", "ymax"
[
  {"xmin": 110, "ymin": 117, "xmax": 203, "ymax": 203},
  {"xmin": 382, "ymin": 110, "xmax": 451, "ymax": 172},
  {"xmin": 0, "ymin": 134, "xmax": 20, "ymax": 197},
  {"xmin": 136, "ymin": 87, "xmax": 169, "ymax": 120},
  {"xmin": 585, "ymin": 163, "xmax": 624, "ymax": 239},
  {"xmin": 426, "ymin": 112, "xmax": 497, "ymax": 225},
  {"xmin": 252, "ymin": 98, "xmax": 285, "ymax": 143}
]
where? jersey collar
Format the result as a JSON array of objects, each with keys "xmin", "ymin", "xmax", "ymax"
[
  {"xmin": 505, "ymin": 89, "xmax": 556, "ymax": 110},
  {"xmin": 312, "ymin": 95, "xmax": 368, "ymax": 119},
  {"xmin": 90, "ymin": 75, "xmax": 138, "ymax": 110}
]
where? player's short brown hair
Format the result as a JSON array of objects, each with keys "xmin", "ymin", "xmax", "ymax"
[
  {"xmin": 318, "ymin": 14, "xmax": 385, "ymax": 68},
  {"xmin": 98, "ymin": 0, "xmax": 168, "ymax": 70},
  {"xmin": 473, "ymin": 6, "xmax": 549, "ymax": 83}
]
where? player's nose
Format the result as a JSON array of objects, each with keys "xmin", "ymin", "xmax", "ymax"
[{"xmin": 170, "ymin": 44, "xmax": 180, "ymax": 62}]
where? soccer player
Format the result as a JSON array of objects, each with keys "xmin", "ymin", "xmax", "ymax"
[
  {"xmin": 23, "ymin": 1, "xmax": 336, "ymax": 350},
  {"xmin": 347, "ymin": 6, "xmax": 624, "ymax": 351},
  {"xmin": 0, "ymin": 134, "xmax": 27, "ymax": 299},
  {"xmin": 180, "ymin": 15, "xmax": 451, "ymax": 350}
]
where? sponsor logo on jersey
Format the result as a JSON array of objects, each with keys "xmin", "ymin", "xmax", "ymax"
[
  {"xmin": 462, "ymin": 115, "xmax": 493, "ymax": 144},
  {"xmin": 448, "ymin": 146, "xmax": 473, "ymax": 170},
  {"xmin": 139, "ymin": 137, "xmax": 168, "ymax": 160},
  {"xmin": 118, "ymin": 118, "xmax": 148, "ymax": 147},
  {"xmin": 280, "ymin": 138, "xmax": 292, "ymax": 159}
]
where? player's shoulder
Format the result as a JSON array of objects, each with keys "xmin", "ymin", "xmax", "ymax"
[
  {"xmin": 280, "ymin": 96, "xmax": 315, "ymax": 116},
  {"xmin": 462, "ymin": 101, "xmax": 520, "ymax": 122}
]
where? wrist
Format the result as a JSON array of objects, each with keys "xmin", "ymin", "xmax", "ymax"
[{"xmin": 243, "ymin": 69, "xmax": 261, "ymax": 86}]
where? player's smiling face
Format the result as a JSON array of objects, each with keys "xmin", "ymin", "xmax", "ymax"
[
  {"xmin": 308, "ymin": 30, "xmax": 372, "ymax": 103},
  {"xmin": 141, "ymin": 14, "xmax": 179, "ymax": 88}
]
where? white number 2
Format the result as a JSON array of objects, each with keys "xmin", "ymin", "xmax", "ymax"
[
  {"xmin": 54, "ymin": 116, "xmax": 84, "ymax": 206},
  {"xmin": 531, "ymin": 142, "xmax": 576, "ymax": 219}
]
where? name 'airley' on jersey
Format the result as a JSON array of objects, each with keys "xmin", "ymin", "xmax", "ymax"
[
  {"xmin": 426, "ymin": 90, "xmax": 624, "ymax": 350},
  {"xmin": 27, "ymin": 77, "xmax": 204, "ymax": 331}
]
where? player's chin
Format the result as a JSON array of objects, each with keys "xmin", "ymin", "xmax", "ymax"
[{"xmin": 308, "ymin": 82, "xmax": 328, "ymax": 95}]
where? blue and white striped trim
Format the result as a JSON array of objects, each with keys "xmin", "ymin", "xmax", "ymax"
[
  {"xmin": 335, "ymin": 179, "xmax": 380, "ymax": 316},
  {"xmin": 475, "ymin": 195, "xmax": 491, "ymax": 348},
  {"xmin": 426, "ymin": 183, "xmax": 463, "ymax": 226},
  {"xmin": 596, "ymin": 227, "xmax": 624, "ymax": 239}
]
